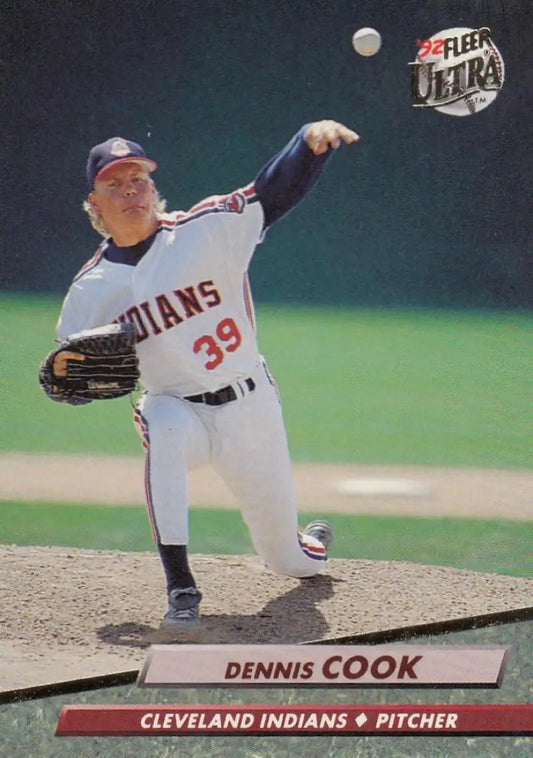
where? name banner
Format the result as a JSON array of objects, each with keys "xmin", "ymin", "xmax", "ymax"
[
  {"xmin": 137, "ymin": 644, "xmax": 508, "ymax": 687},
  {"xmin": 55, "ymin": 704, "xmax": 533, "ymax": 736}
]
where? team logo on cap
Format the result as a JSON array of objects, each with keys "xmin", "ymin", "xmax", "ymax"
[{"xmin": 110, "ymin": 138, "xmax": 132, "ymax": 157}]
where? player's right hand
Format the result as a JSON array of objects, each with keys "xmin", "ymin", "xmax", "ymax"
[{"xmin": 305, "ymin": 120, "xmax": 360, "ymax": 155}]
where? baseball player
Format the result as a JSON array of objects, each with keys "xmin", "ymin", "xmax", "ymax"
[{"xmin": 52, "ymin": 120, "xmax": 359, "ymax": 633}]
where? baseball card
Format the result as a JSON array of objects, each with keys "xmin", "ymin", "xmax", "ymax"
[{"xmin": 1, "ymin": 0, "xmax": 531, "ymax": 756}]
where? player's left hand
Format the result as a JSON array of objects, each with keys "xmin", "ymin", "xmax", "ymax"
[{"xmin": 305, "ymin": 120, "xmax": 359, "ymax": 155}]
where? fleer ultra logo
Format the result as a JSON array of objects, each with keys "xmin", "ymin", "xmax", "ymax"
[{"xmin": 409, "ymin": 27, "xmax": 505, "ymax": 116}]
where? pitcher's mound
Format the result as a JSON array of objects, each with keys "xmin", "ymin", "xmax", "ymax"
[{"xmin": 1, "ymin": 545, "xmax": 531, "ymax": 692}]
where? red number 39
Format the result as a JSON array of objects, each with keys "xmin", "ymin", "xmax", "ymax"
[{"xmin": 193, "ymin": 317, "xmax": 242, "ymax": 370}]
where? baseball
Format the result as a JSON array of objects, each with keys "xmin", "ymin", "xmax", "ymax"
[{"xmin": 352, "ymin": 27, "xmax": 382, "ymax": 56}]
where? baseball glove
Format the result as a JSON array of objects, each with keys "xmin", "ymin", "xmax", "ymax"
[{"xmin": 39, "ymin": 322, "xmax": 140, "ymax": 405}]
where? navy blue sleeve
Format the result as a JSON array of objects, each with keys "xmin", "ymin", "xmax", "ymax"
[{"xmin": 254, "ymin": 124, "xmax": 333, "ymax": 229}]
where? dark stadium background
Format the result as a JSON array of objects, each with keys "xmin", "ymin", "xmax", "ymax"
[{"xmin": 1, "ymin": 0, "xmax": 531, "ymax": 309}]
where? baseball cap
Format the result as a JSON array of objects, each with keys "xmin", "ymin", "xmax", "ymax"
[{"xmin": 87, "ymin": 137, "xmax": 157, "ymax": 187}]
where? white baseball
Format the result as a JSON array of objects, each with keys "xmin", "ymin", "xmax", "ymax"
[{"xmin": 352, "ymin": 27, "xmax": 382, "ymax": 56}]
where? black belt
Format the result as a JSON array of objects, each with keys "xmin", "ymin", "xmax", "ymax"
[{"xmin": 185, "ymin": 378, "xmax": 256, "ymax": 406}]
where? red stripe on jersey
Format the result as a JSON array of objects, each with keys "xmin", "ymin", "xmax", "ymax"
[
  {"xmin": 156, "ymin": 186, "xmax": 258, "ymax": 234},
  {"xmin": 188, "ymin": 196, "xmax": 223, "ymax": 215},
  {"xmin": 157, "ymin": 220, "xmax": 176, "ymax": 231},
  {"xmin": 157, "ymin": 211, "xmax": 186, "ymax": 230},
  {"xmin": 73, "ymin": 247, "xmax": 104, "ymax": 280},
  {"xmin": 157, "ymin": 199, "xmax": 224, "ymax": 231},
  {"xmin": 242, "ymin": 273, "xmax": 256, "ymax": 333}
]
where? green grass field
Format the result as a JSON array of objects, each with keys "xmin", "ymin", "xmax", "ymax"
[
  {"xmin": 3, "ymin": 293, "xmax": 532, "ymax": 467},
  {"xmin": 2, "ymin": 294, "xmax": 532, "ymax": 577},
  {"xmin": 1, "ymin": 502, "xmax": 530, "ymax": 577}
]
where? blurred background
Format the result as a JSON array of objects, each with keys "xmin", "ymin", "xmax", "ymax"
[{"xmin": 1, "ymin": 0, "xmax": 531, "ymax": 308}]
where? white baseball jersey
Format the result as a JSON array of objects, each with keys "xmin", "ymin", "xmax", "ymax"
[{"xmin": 58, "ymin": 185, "xmax": 265, "ymax": 396}]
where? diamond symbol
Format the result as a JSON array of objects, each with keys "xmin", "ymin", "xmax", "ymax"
[{"xmin": 355, "ymin": 713, "xmax": 368, "ymax": 728}]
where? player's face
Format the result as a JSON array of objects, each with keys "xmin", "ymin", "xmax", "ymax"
[{"xmin": 89, "ymin": 162, "xmax": 158, "ymax": 245}]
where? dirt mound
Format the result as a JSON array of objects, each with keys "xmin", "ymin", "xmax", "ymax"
[
  {"xmin": 2, "ymin": 454, "xmax": 531, "ymax": 694},
  {"xmin": 1, "ymin": 544, "xmax": 532, "ymax": 692}
]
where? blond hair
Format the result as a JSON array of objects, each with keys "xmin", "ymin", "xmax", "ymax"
[{"xmin": 82, "ymin": 191, "xmax": 167, "ymax": 237}]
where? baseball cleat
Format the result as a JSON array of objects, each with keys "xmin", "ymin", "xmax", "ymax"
[
  {"xmin": 161, "ymin": 587, "xmax": 202, "ymax": 629},
  {"xmin": 302, "ymin": 520, "xmax": 334, "ymax": 552}
]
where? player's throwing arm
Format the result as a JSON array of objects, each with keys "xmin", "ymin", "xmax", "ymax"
[{"xmin": 304, "ymin": 120, "xmax": 359, "ymax": 155}]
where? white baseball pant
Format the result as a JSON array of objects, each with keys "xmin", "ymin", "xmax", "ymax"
[{"xmin": 134, "ymin": 362, "xmax": 325, "ymax": 577}]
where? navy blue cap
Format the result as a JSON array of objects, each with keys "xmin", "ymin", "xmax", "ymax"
[{"xmin": 87, "ymin": 137, "xmax": 157, "ymax": 187}]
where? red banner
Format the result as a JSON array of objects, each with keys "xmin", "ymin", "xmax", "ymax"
[{"xmin": 56, "ymin": 704, "xmax": 533, "ymax": 736}]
